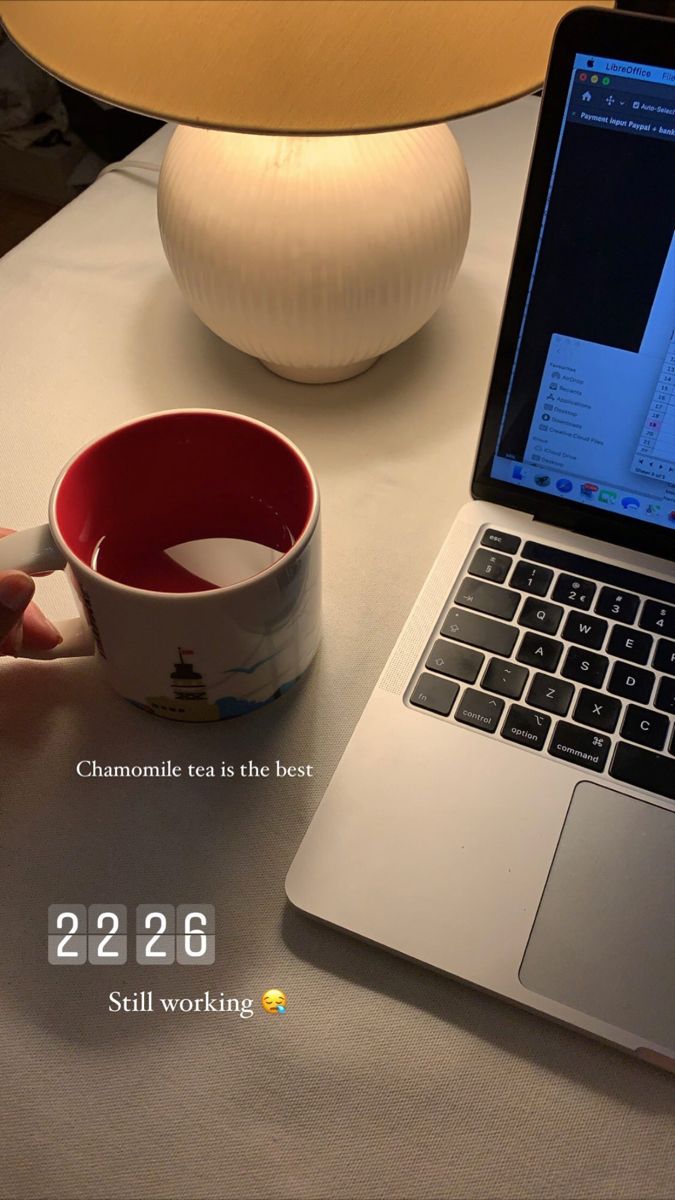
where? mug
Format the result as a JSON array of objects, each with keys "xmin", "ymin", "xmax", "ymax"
[{"xmin": 0, "ymin": 410, "xmax": 321, "ymax": 721}]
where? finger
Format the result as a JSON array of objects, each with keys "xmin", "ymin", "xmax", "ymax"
[
  {"xmin": 0, "ymin": 572, "xmax": 35, "ymax": 646},
  {"xmin": 0, "ymin": 591, "xmax": 63, "ymax": 655},
  {"xmin": 21, "ymin": 600, "xmax": 63, "ymax": 650},
  {"xmin": 0, "ymin": 536, "xmax": 62, "ymax": 652}
]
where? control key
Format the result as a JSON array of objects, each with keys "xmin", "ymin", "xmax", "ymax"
[{"xmin": 455, "ymin": 687, "xmax": 504, "ymax": 733}]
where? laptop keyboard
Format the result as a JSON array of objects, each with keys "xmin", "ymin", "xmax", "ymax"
[{"xmin": 407, "ymin": 529, "xmax": 675, "ymax": 802}]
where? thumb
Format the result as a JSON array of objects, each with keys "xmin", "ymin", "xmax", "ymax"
[{"xmin": 0, "ymin": 572, "xmax": 35, "ymax": 645}]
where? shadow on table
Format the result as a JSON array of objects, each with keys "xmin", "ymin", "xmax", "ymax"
[
  {"xmin": 281, "ymin": 902, "xmax": 674, "ymax": 1113},
  {"xmin": 129, "ymin": 271, "xmax": 493, "ymax": 469},
  {"xmin": 0, "ymin": 653, "xmax": 323, "ymax": 1051},
  {"xmin": 2, "ymin": 653, "xmax": 672, "ymax": 1114}
]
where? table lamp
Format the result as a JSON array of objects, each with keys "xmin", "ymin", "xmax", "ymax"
[{"xmin": 1, "ymin": 0, "xmax": 610, "ymax": 383}]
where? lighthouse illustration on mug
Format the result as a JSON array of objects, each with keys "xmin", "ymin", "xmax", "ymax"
[{"xmin": 135, "ymin": 646, "xmax": 300, "ymax": 722}]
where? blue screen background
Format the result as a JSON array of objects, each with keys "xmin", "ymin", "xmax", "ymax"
[{"xmin": 492, "ymin": 53, "xmax": 675, "ymax": 533}]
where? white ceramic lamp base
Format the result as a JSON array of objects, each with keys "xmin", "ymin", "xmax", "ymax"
[{"xmin": 158, "ymin": 123, "xmax": 470, "ymax": 384}]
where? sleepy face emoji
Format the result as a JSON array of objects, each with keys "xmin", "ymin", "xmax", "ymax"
[{"xmin": 262, "ymin": 988, "xmax": 287, "ymax": 1013}]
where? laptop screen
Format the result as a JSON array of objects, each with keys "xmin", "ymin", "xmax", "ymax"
[{"xmin": 490, "ymin": 52, "xmax": 675, "ymax": 535}]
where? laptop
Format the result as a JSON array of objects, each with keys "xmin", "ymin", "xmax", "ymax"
[{"xmin": 287, "ymin": 6, "xmax": 675, "ymax": 1068}]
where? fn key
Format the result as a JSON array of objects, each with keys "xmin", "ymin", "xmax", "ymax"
[{"xmin": 410, "ymin": 673, "xmax": 458, "ymax": 716}]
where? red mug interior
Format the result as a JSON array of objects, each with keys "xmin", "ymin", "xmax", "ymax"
[{"xmin": 53, "ymin": 411, "xmax": 315, "ymax": 593}]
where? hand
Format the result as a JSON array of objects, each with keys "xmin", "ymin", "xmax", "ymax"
[{"xmin": 0, "ymin": 529, "xmax": 62, "ymax": 655}]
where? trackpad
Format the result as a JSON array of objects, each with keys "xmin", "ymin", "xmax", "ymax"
[{"xmin": 519, "ymin": 781, "xmax": 675, "ymax": 1049}]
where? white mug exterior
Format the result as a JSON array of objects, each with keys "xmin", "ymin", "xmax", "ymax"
[{"xmin": 0, "ymin": 410, "xmax": 321, "ymax": 721}]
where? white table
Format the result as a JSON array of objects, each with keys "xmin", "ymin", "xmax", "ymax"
[{"xmin": 1, "ymin": 99, "xmax": 672, "ymax": 1200}]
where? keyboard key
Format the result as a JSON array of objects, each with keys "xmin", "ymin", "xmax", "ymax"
[
  {"xmin": 552, "ymin": 573, "xmax": 596, "ymax": 610},
  {"xmin": 640, "ymin": 600, "xmax": 675, "ymax": 638},
  {"xmin": 481, "ymin": 529, "xmax": 521, "ymax": 555},
  {"xmin": 454, "ymin": 577, "xmax": 519, "ymax": 621},
  {"xmin": 561, "ymin": 646, "xmax": 608, "ymax": 688},
  {"xmin": 510, "ymin": 561, "xmax": 553, "ymax": 597},
  {"xmin": 516, "ymin": 628, "xmax": 564, "ymax": 676},
  {"xmin": 441, "ymin": 608, "xmax": 518, "ymax": 657},
  {"xmin": 410, "ymin": 673, "xmax": 458, "ymax": 716},
  {"xmin": 548, "ymin": 722, "xmax": 610, "ymax": 772},
  {"xmin": 607, "ymin": 660, "xmax": 654, "ymax": 704},
  {"xmin": 610, "ymin": 742, "xmax": 675, "ymax": 801},
  {"xmin": 455, "ymin": 687, "xmax": 504, "ymax": 733},
  {"xmin": 595, "ymin": 587, "xmax": 640, "ymax": 624},
  {"xmin": 562, "ymin": 611, "xmax": 607, "ymax": 650},
  {"xmin": 526, "ymin": 673, "xmax": 575, "ymax": 716},
  {"xmin": 468, "ymin": 548, "xmax": 512, "ymax": 584},
  {"xmin": 482, "ymin": 658, "xmax": 528, "ymax": 699},
  {"xmin": 517, "ymin": 632, "xmax": 563, "ymax": 673},
  {"xmin": 620, "ymin": 704, "xmax": 669, "ymax": 751},
  {"xmin": 518, "ymin": 597, "xmax": 563, "ymax": 635},
  {"xmin": 521, "ymin": 541, "xmax": 675, "ymax": 605},
  {"xmin": 606, "ymin": 625, "xmax": 652, "ymax": 665},
  {"xmin": 655, "ymin": 676, "xmax": 675, "ymax": 715},
  {"xmin": 425, "ymin": 640, "xmax": 483, "ymax": 684},
  {"xmin": 653, "ymin": 638, "xmax": 675, "ymax": 676},
  {"xmin": 501, "ymin": 705, "xmax": 550, "ymax": 750},
  {"xmin": 572, "ymin": 688, "xmax": 621, "ymax": 733}
]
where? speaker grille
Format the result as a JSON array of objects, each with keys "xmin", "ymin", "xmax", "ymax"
[{"xmin": 379, "ymin": 533, "xmax": 466, "ymax": 695}]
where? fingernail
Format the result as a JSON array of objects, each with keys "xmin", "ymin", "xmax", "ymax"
[
  {"xmin": 0, "ymin": 573, "xmax": 35, "ymax": 612},
  {"xmin": 28, "ymin": 606, "xmax": 62, "ymax": 646}
]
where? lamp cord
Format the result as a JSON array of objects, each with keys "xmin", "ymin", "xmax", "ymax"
[{"xmin": 97, "ymin": 159, "xmax": 161, "ymax": 181}]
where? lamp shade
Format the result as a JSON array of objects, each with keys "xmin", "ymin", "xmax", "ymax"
[{"xmin": 1, "ymin": 0, "xmax": 613, "ymax": 134}]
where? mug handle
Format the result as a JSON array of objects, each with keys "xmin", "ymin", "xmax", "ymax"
[{"xmin": 0, "ymin": 525, "xmax": 95, "ymax": 659}]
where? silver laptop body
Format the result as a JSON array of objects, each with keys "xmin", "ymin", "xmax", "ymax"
[{"xmin": 287, "ymin": 8, "xmax": 675, "ymax": 1067}]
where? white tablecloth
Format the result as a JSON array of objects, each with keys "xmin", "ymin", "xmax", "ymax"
[{"xmin": 1, "ymin": 98, "xmax": 673, "ymax": 1200}]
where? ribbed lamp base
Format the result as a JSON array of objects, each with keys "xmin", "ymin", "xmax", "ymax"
[
  {"xmin": 158, "ymin": 123, "xmax": 471, "ymax": 386},
  {"xmin": 261, "ymin": 357, "xmax": 380, "ymax": 385}
]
